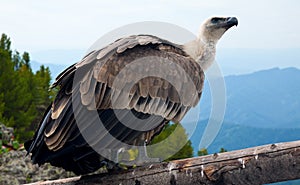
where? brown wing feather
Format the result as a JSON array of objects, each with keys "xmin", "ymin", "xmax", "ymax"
[
  {"xmin": 90, "ymin": 46, "xmax": 202, "ymax": 120},
  {"xmin": 48, "ymin": 34, "xmax": 204, "ymax": 149}
]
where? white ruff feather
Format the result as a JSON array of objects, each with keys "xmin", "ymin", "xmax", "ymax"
[{"xmin": 183, "ymin": 37, "xmax": 216, "ymax": 71}]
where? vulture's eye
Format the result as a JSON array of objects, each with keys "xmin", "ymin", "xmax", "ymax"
[{"xmin": 211, "ymin": 18, "xmax": 223, "ymax": 24}]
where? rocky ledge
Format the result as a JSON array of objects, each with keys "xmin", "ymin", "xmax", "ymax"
[
  {"xmin": 0, "ymin": 150, "xmax": 75, "ymax": 184},
  {"xmin": 0, "ymin": 122, "xmax": 75, "ymax": 185}
]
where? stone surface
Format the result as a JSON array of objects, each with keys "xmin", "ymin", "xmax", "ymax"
[
  {"xmin": 0, "ymin": 122, "xmax": 14, "ymax": 145},
  {"xmin": 0, "ymin": 122, "xmax": 75, "ymax": 184},
  {"xmin": 0, "ymin": 150, "xmax": 75, "ymax": 184}
]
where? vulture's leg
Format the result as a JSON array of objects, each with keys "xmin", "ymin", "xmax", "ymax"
[
  {"xmin": 106, "ymin": 148, "xmax": 126, "ymax": 172},
  {"xmin": 111, "ymin": 148, "xmax": 123, "ymax": 162},
  {"xmin": 117, "ymin": 141, "xmax": 161, "ymax": 167},
  {"xmin": 135, "ymin": 140, "xmax": 161, "ymax": 165}
]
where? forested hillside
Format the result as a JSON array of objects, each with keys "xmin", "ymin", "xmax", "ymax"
[{"xmin": 0, "ymin": 34, "xmax": 54, "ymax": 142}]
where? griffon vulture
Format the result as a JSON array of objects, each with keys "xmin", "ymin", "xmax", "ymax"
[{"xmin": 25, "ymin": 17, "xmax": 238, "ymax": 175}]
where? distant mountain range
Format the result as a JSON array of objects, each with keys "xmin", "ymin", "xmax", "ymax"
[
  {"xmin": 189, "ymin": 120, "xmax": 300, "ymax": 154},
  {"xmin": 31, "ymin": 61, "xmax": 68, "ymax": 81},
  {"xmin": 188, "ymin": 67, "xmax": 300, "ymax": 154},
  {"xmin": 199, "ymin": 67, "xmax": 300, "ymax": 128}
]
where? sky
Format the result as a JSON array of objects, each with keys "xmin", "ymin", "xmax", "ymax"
[{"xmin": 1, "ymin": 0, "xmax": 300, "ymax": 74}]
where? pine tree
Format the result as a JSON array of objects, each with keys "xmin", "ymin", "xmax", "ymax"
[
  {"xmin": 33, "ymin": 65, "xmax": 52, "ymax": 130},
  {"xmin": 0, "ymin": 93, "xmax": 5, "ymax": 121},
  {"xmin": 0, "ymin": 34, "xmax": 16, "ymax": 127},
  {"xmin": 197, "ymin": 148, "xmax": 208, "ymax": 156},
  {"xmin": 13, "ymin": 63, "xmax": 37, "ymax": 141},
  {"xmin": 219, "ymin": 148, "xmax": 227, "ymax": 153}
]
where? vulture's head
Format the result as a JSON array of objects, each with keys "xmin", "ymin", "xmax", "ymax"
[{"xmin": 199, "ymin": 16, "xmax": 238, "ymax": 43}]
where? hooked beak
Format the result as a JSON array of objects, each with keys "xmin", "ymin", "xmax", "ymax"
[{"xmin": 224, "ymin": 17, "xmax": 238, "ymax": 28}]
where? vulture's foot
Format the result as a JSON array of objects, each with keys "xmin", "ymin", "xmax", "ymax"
[
  {"xmin": 106, "ymin": 161, "xmax": 127, "ymax": 173},
  {"xmin": 106, "ymin": 148, "xmax": 128, "ymax": 173}
]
